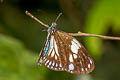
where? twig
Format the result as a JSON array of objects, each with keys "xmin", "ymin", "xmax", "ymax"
[
  {"xmin": 25, "ymin": 10, "xmax": 120, "ymax": 40},
  {"xmin": 69, "ymin": 32, "xmax": 120, "ymax": 40},
  {"xmin": 25, "ymin": 11, "xmax": 49, "ymax": 28}
]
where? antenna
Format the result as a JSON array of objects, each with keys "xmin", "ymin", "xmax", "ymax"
[{"xmin": 55, "ymin": 12, "xmax": 62, "ymax": 22}]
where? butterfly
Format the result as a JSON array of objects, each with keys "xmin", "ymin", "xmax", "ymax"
[{"xmin": 37, "ymin": 13, "xmax": 95, "ymax": 74}]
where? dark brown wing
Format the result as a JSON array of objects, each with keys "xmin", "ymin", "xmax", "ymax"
[{"xmin": 55, "ymin": 30, "xmax": 94, "ymax": 74}]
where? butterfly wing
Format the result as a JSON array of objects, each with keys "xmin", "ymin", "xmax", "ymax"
[
  {"xmin": 55, "ymin": 30, "xmax": 95, "ymax": 74},
  {"xmin": 38, "ymin": 33, "xmax": 65, "ymax": 71},
  {"xmin": 38, "ymin": 30, "xmax": 95, "ymax": 74},
  {"xmin": 38, "ymin": 35, "xmax": 51, "ymax": 66}
]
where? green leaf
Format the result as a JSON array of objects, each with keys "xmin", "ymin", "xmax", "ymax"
[
  {"xmin": 0, "ymin": 34, "xmax": 47, "ymax": 80},
  {"xmin": 84, "ymin": 0, "xmax": 120, "ymax": 59}
]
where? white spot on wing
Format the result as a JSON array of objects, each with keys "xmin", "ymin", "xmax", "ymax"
[
  {"xmin": 70, "ymin": 71, "xmax": 73, "ymax": 73},
  {"xmin": 51, "ymin": 49, "xmax": 55, "ymax": 57},
  {"xmin": 52, "ymin": 62, "xmax": 55, "ymax": 66},
  {"xmin": 51, "ymin": 66, "xmax": 53, "ymax": 68},
  {"xmin": 71, "ymin": 39, "xmax": 81, "ymax": 54},
  {"xmin": 54, "ymin": 39, "xmax": 59, "ymax": 56},
  {"xmin": 68, "ymin": 64, "xmax": 74, "ymax": 71},
  {"xmin": 56, "ymin": 63, "xmax": 58, "ymax": 67},
  {"xmin": 90, "ymin": 59, "xmax": 92, "ymax": 64},
  {"xmin": 81, "ymin": 68, "xmax": 84, "ymax": 71},
  {"xmin": 50, "ymin": 36, "xmax": 54, "ymax": 45},
  {"xmin": 88, "ymin": 64, "xmax": 90, "ymax": 69},
  {"xmin": 55, "ymin": 68, "xmax": 57, "ymax": 70},
  {"xmin": 72, "ymin": 40, "xmax": 79, "ymax": 49},
  {"xmin": 69, "ymin": 54, "xmax": 73, "ymax": 62},
  {"xmin": 71, "ymin": 44, "xmax": 78, "ymax": 54},
  {"xmin": 47, "ymin": 49, "xmax": 51, "ymax": 56},
  {"xmin": 73, "ymin": 39, "xmax": 81, "ymax": 48},
  {"xmin": 46, "ymin": 60, "xmax": 49, "ymax": 64},
  {"xmin": 47, "ymin": 65, "xmax": 50, "ymax": 67},
  {"xmin": 44, "ymin": 58, "xmax": 47, "ymax": 62},
  {"xmin": 66, "ymin": 37, "xmax": 68, "ymax": 39},
  {"xmin": 45, "ymin": 62, "xmax": 47, "ymax": 65},
  {"xmin": 38, "ymin": 58, "xmax": 42, "ymax": 66},
  {"xmin": 47, "ymin": 36, "xmax": 54, "ymax": 55},
  {"xmin": 59, "ymin": 63, "xmax": 62, "ymax": 67},
  {"xmin": 73, "ymin": 54, "xmax": 77, "ymax": 59},
  {"xmin": 39, "ymin": 58, "xmax": 42, "ymax": 63},
  {"xmin": 48, "ymin": 61, "xmax": 52, "ymax": 66},
  {"xmin": 43, "ymin": 57, "xmax": 45, "ymax": 60},
  {"xmin": 85, "ymin": 68, "xmax": 88, "ymax": 71},
  {"xmin": 55, "ymin": 55, "xmax": 57, "ymax": 60}
]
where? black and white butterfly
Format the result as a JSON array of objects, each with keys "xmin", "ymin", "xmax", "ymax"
[{"xmin": 38, "ymin": 14, "xmax": 95, "ymax": 74}]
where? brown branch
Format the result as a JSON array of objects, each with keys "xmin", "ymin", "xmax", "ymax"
[
  {"xmin": 25, "ymin": 10, "xmax": 120, "ymax": 40},
  {"xmin": 69, "ymin": 32, "xmax": 120, "ymax": 40},
  {"xmin": 25, "ymin": 11, "xmax": 49, "ymax": 28}
]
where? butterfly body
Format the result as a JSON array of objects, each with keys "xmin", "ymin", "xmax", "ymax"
[{"xmin": 38, "ymin": 22, "xmax": 95, "ymax": 74}]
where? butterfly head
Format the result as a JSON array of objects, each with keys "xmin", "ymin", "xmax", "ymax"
[
  {"xmin": 47, "ymin": 13, "xmax": 62, "ymax": 35},
  {"xmin": 47, "ymin": 22, "xmax": 57, "ymax": 35}
]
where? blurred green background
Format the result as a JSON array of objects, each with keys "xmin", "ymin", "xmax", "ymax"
[{"xmin": 0, "ymin": 0, "xmax": 120, "ymax": 80}]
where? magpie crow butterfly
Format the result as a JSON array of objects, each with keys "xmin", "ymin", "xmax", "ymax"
[{"xmin": 38, "ymin": 13, "xmax": 95, "ymax": 74}]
